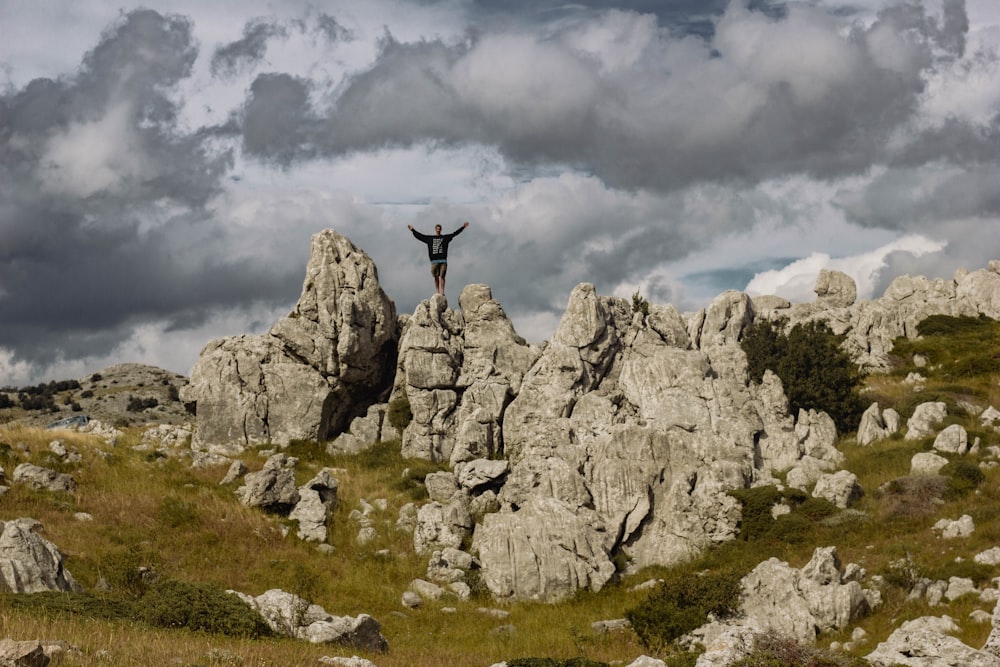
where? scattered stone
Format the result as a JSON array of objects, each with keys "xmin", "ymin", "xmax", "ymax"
[
  {"xmin": 905, "ymin": 402, "xmax": 948, "ymax": 440},
  {"xmin": 0, "ymin": 518, "xmax": 82, "ymax": 594},
  {"xmin": 220, "ymin": 460, "xmax": 247, "ymax": 484},
  {"xmin": 934, "ymin": 424, "xmax": 970, "ymax": 455},
  {"xmin": 912, "ymin": 452, "xmax": 949, "ymax": 475},
  {"xmin": 592, "ymin": 618, "xmax": 631, "ymax": 633},
  {"xmin": 976, "ymin": 548, "xmax": 1000, "ymax": 566},
  {"xmin": 933, "ymin": 515, "xmax": 976, "ymax": 539},
  {"xmin": 11, "ymin": 464, "xmax": 77, "ymax": 493}
]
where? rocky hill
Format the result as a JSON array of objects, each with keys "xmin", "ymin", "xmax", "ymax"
[
  {"xmin": 3, "ymin": 229, "xmax": 1000, "ymax": 667},
  {"xmin": 0, "ymin": 362, "xmax": 190, "ymax": 429}
]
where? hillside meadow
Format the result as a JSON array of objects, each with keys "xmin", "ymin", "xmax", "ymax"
[{"xmin": 1, "ymin": 315, "xmax": 999, "ymax": 666}]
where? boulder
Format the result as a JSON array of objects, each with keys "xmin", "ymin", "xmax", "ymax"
[
  {"xmin": 866, "ymin": 615, "xmax": 1000, "ymax": 667},
  {"xmin": 694, "ymin": 547, "xmax": 872, "ymax": 650},
  {"xmin": 289, "ymin": 469, "xmax": 339, "ymax": 542},
  {"xmin": 233, "ymin": 588, "xmax": 388, "ymax": 652},
  {"xmin": 183, "ymin": 230, "xmax": 399, "ymax": 452},
  {"xmin": 12, "ymin": 464, "xmax": 77, "ymax": 493},
  {"xmin": 413, "ymin": 496, "xmax": 473, "ymax": 555},
  {"xmin": 912, "ymin": 452, "xmax": 949, "ymax": 475},
  {"xmin": 934, "ymin": 424, "xmax": 970, "ymax": 455},
  {"xmin": 0, "ymin": 639, "xmax": 50, "ymax": 667},
  {"xmin": 238, "ymin": 454, "xmax": 300, "ymax": 512},
  {"xmin": 472, "ymin": 497, "xmax": 615, "ymax": 603},
  {"xmin": 0, "ymin": 518, "xmax": 82, "ymax": 594},
  {"xmin": 906, "ymin": 402, "xmax": 948, "ymax": 440},
  {"xmin": 814, "ymin": 269, "xmax": 857, "ymax": 307},
  {"xmin": 327, "ymin": 404, "xmax": 390, "ymax": 455},
  {"xmin": 858, "ymin": 403, "xmax": 901, "ymax": 446},
  {"xmin": 812, "ymin": 470, "xmax": 863, "ymax": 508}
]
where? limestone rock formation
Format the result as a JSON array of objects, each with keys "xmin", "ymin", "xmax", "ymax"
[
  {"xmin": 0, "ymin": 518, "xmax": 81, "ymax": 594},
  {"xmin": 392, "ymin": 285, "xmax": 539, "ymax": 465},
  {"xmin": 866, "ymin": 614, "xmax": 1000, "ymax": 667},
  {"xmin": 183, "ymin": 230, "xmax": 399, "ymax": 453},
  {"xmin": 692, "ymin": 547, "xmax": 875, "ymax": 659}
]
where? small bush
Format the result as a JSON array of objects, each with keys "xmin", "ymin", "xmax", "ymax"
[
  {"xmin": 631, "ymin": 291, "xmax": 650, "ymax": 317},
  {"xmin": 765, "ymin": 513, "xmax": 811, "ymax": 544},
  {"xmin": 728, "ymin": 485, "xmax": 782, "ymax": 541},
  {"xmin": 127, "ymin": 396, "xmax": 159, "ymax": 412},
  {"xmin": 939, "ymin": 460, "xmax": 985, "ymax": 498},
  {"xmin": 284, "ymin": 438, "xmax": 326, "ymax": 463},
  {"xmin": 795, "ymin": 497, "xmax": 838, "ymax": 521},
  {"xmin": 387, "ymin": 394, "xmax": 413, "ymax": 433},
  {"xmin": 138, "ymin": 580, "xmax": 272, "ymax": 638},
  {"xmin": 626, "ymin": 566, "xmax": 743, "ymax": 651}
]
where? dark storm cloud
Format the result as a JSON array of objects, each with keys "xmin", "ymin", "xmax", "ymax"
[
  {"xmin": 315, "ymin": 14, "xmax": 354, "ymax": 44},
  {"xmin": 211, "ymin": 19, "xmax": 289, "ymax": 79},
  {"xmin": 239, "ymin": 1, "xmax": 984, "ymax": 195},
  {"xmin": 0, "ymin": 9, "xmax": 299, "ymax": 370}
]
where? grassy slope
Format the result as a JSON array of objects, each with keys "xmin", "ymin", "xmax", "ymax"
[{"xmin": 1, "ymin": 315, "xmax": 999, "ymax": 666}]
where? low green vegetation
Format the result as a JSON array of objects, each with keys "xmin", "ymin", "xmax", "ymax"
[{"xmin": 741, "ymin": 319, "xmax": 865, "ymax": 433}]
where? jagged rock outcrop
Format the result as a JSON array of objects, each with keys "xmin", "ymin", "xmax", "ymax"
[
  {"xmin": 757, "ymin": 260, "xmax": 1000, "ymax": 371},
  {"xmin": 392, "ymin": 285, "xmax": 539, "ymax": 465},
  {"xmin": 0, "ymin": 639, "xmax": 50, "ymax": 667},
  {"xmin": 866, "ymin": 613, "xmax": 1000, "ymax": 666},
  {"xmin": 11, "ymin": 464, "xmax": 77, "ymax": 493},
  {"xmin": 472, "ymin": 285, "xmax": 834, "ymax": 601},
  {"xmin": 693, "ymin": 547, "xmax": 876, "ymax": 663},
  {"xmin": 0, "ymin": 518, "xmax": 81, "ymax": 594},
  {"xmin": 237, "ymin": 454, "xmax": 300, "ymax": 512},
  {"xmin": 182, "ymin": 230, "xmax": 399, "ymax": 453},
  {"xmin": 858, "ymin": 402, "xmax": 902, "ymax": 446},
  {"xmin": 290, "ymin": 469, "xmax": 339, "ymax": 543},
  {"xmin": 180, "ymin": 230, "xmax": 1000, "ymax": 605}
]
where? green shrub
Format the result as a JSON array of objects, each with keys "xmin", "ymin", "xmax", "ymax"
[
  {"xmin": 284, "ymin": 438, "xmax": 326, "ymax": 463},
  {"xmin": 631, "ymin": 291, "xmax": 650, "ymax": 317},
  {"xmin": 796, "ymin": 497, "xmax": 838, "ymax": 521},
  {"xmin": 927, "ymin": 559, "xmax": 996, "ymax": 586},
  {"xmin": 138, "ymin": 580, "xmax": 272, "ymax": 638},
  {"xmin": 878, "ymin": 475, "xmax": 948, "ymax": 521},
  {"xmin": 765, "ymin": 513, "xmax": 811, "ymax": 544},
  {"xmin": 728, "ymin": 486, "xmax": 782, "ymax": 541},
  {"xmin": 741, "ymin": 320, "xmax": 864, "ymax": 434},
  {"xmin": 99, "ymin": 545, "xmax": 160, "ymax": 600},
  {"xmin": 626, "ymin": 566, "xmax": 743, "ymax": 651},
  {"xmin": 387, "ymin": 394, "xmax": 413, "ymax": 433},
  {"xmin": 127, "ymin": 396, "xmax": 159, "ymax": 412},
  {"xmin": 940, "ymin": 460, "xmax": 985, "ymax": 498}
]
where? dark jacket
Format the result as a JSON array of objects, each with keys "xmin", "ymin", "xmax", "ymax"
[{"xmin": 411, "ymin": 226, "xmax": 466, "ymax": 262}]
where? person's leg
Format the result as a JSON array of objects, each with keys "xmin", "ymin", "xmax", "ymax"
[{"xmin": 439, "ymin": 263, "xmax": 448, "ymax": 295}]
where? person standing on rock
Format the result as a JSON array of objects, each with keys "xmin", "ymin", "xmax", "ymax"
[{"xmin": 408, "ymin": 222, "xmax": 470, "ymax": 296}]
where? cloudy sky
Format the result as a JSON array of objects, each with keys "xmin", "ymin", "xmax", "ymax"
[{"xmin": 2, "ymin": 0, "xmax": 999, "ymax": 385}]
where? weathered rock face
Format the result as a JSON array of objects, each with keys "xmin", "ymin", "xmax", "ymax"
[
  {"xmin": 392, "ymin": 285, "xmax": 539, "ymax": 465},
  {"xmin": 182, "ymin": 230, "xmax": 399, "ymax": 452},
  {"xmin": 0, "ymin": 518, "xmax": 82, "ymax": 594},
  {"xmin": 233, "ymin": 588, "xmax": 388, "ymax": 652},
  {"xmin": 692, "ymin": 547, "xmax": 876, "ymax": 663},
  {"xmin": 757, "ymin": 260, "xmax": 1000, "ymax": 371},
  {"xmin": 866, "ymin": 614, "xmax": 1000, "ymax": 667},
  {"xmin": 471, "ymin": 286, "xmax": 821, "ymax": 602}
]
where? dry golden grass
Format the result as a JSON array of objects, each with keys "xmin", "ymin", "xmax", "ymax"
[{"xmin": 0, "ymin": 425, "xmax": 650, "ymax": 666}]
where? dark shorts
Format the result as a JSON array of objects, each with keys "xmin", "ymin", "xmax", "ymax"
[{"xmin": 431, "ymin": 262, "xmax": 447, "ymax": 278}]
